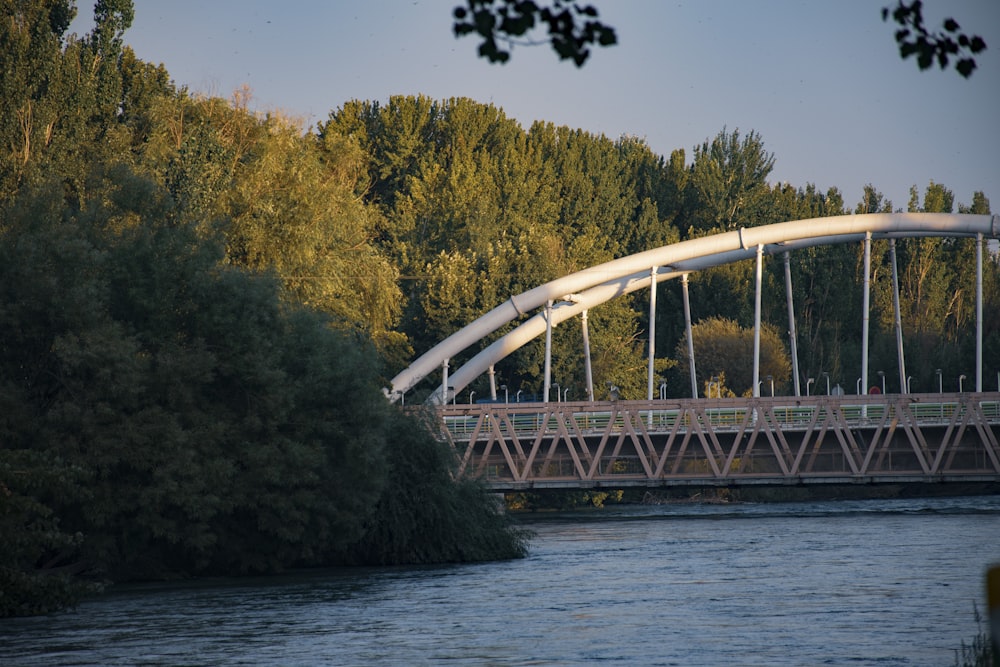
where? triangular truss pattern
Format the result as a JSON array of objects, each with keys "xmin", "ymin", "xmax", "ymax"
[{"xmin": 435, "ymin": 394, "xmax": 1000, "ymax": 489}]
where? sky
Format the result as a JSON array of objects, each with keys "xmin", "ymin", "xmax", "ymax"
[{"xmin": 70, "ymin": 0, "xmax": 1000, "ymax": 213}]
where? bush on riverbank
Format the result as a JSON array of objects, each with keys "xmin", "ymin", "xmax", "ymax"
[
  {"xmin": 342, "ymin": 408, "xmax": 529, "ymax": 564},
  {"xmin": 0, "ymin": 180, "xmax": 527, "ymax": 617},
  {"xmin": 507, "ymin": 483, "xmax": 1000, "ymax": 511},
  {"xmin": 952, "ymin": 605, "xmax": 995, "ymax": 667}
]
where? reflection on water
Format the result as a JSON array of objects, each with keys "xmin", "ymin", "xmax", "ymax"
[{"xmin": 3, "ymin": 496, "xmax": 998, "ymax": 666}]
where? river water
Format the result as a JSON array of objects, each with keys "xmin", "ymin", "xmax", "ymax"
[{"xmin": 3, "ymin": 495, "xmax": 998, "ymax": 666}]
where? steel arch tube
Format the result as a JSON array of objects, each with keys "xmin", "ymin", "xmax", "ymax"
[{"xmin": 390, "ymin": 213, "xmax": 999, "ymax": 403}]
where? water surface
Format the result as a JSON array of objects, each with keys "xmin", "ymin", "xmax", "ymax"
[{"xmin": 3, "ymin": 496, "xmax": 998, "ymax": 666}]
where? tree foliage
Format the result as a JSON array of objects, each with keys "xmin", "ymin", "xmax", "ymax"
[
  {"xmin": 321, "ymin": 96, "xmax": 672, "ymax": 401},
  {"xmin": 673, "ymin": 317, "xmax": 792, "ymax": 397},
  {"xmin": 0, "ymin": 5, "xmax": 527, "ymax": 617},
  {"xmin": 2, "ymin": 177, "xmax": 384, "ymax": 577},
  {"xmin": 684, "ymin": 128, "xmax": 775, "ymax": 234},
  {"xmin": 453, "ymin": 1, "xmax": 987, "ymax": 77},
  {"xmin": 453, "ymin": 0, "xmax": 616, "ymax": 66},
  {"xmin": 0, "ymin": 169, "xmax": 527, "ymax": 614},
  {"xmin": 882, "ymin": 1, "xmax": 987, "ymax": 78},
  {"xmin": 343, "ymin": 409, "xmax": 529, "ymax": 564}
]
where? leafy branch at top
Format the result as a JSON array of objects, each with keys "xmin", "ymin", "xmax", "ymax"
[
  {"xmin": 454, "ymin": 1, "xmax": 986, "ymax": 77},
  {"xmin": 453, "ymin": 0, "xmax": 616, "ymax": 66},
  {"xmin": 882, "ymin": 1, "xmax": 986, "ymax": 78}
]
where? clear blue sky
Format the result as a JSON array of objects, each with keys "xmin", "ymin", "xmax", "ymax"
[{"xmin": 71, "ymin": 0, "xmax": 999, "ymax": 212}]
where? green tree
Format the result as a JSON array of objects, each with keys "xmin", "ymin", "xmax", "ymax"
[
  {"xmin": 529, "ymin": 124, "xmax": 620, "ymax": 250},
  {"xmin": 0, "ymin": 0, "xmax": 140, "ymax": 204},
  {"xmin": 899, "ymin": 184, "xmax": 963, "ymax": 359},
  {"xmin": 0, "ymin": 448, "xmax": 94, "ymax": 617},
  {"xmin": 0, "ymin": 0, "xmax": 76, "ymax": 198},
  {"xmin": 0, "ymin": 174, "xmax": 391, "ymax": 579},
  {"xmin": 321, "ymin": 95, "xmax": 657, "ymax": 395},
  {"xmin": 682, "ymin": 128, "xmax": 776, "ymax": 234},
  {"xmin": 622, "ymin": 145, "xmax": 687, "ymax": 253},
  {"xmin": 1, "ymin": 168, "xmax": 529, "ymax": 612},
  {"xmin": 344, "ymin": 408, "xmax": 527, "ymax": 564},
  {"xmin": 126, "ymin": 89, "xmax": 406, "ymax": 359},
  {"xmin": 673, "ymin": 317, "xmax": 792, "ymax": 396}
]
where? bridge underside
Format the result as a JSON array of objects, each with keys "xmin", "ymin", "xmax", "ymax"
[{"xmin": 431, "ymin": 394, "xmax": 1000, "ymax": 492}]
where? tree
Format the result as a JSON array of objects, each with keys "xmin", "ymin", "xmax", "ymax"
[
  {"xmin": 0, "ymin": 448, "xmax": 95, "ymax": 617},
  {"xmin": 343, "ymin": 408, "xmax": 528, "ymax": 564},
  {"xmin": 673, "ymin": 317, "xmax": 791, "ymax": 397},
  {"xmin": 527, "ymin": 122, "xmax": 635, "ymax": 262},
  {"xmin": 0, "ymin": 168, "xmax": 528, "ymax": 612},
  {"xmin": 130, "ymin": 89, "xmax": 405, "ymax": 359},
  {"xmin": 615, "ymin": 140, "xmax": 685, "ymax": 255},
  {"xmin": 682, "ymin": 128, "xmax": 775, "ymax": 234},
  {"xmin": 0, "ymin": 174, "xmax": 393, "ymax": 580},
  {"xmin": 321, "ymin": 95, "xmax": 661, "ymax": 396},
  {"xmin": 0, "ymin": 0, "xmax": 75, "ymax": 198},
  {"xmin": 0, "ymin": 0, "xmax": 141, "ymax": 205}
]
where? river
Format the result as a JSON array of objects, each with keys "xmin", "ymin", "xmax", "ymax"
[{"xmin": 2, "ymin": 495, "xmax": 998, "ymax": 666}]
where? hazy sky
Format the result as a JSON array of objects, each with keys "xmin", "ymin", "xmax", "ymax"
[{"xmin": 71, "ymin": 0, "xmax": 999, "ymax": 212}]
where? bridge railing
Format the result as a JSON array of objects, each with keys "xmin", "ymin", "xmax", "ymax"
[{"xmin": 441, "ymin": 396, "xmax": 998, "ymax": 436}]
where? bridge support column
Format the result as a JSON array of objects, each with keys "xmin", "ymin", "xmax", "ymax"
[
  {"xmin": 862, "ymin": 232, "xmax": 871, "ymax": 410},
  {"xmin": 441, "ymin": 358, "xmax": 450, "ymax": 405},
  {"xmin": 544, "ymin": 300, "xmax": 553, "ymax": 403},
  {"xmin": 890, "ymin": 239, "xmax": 907, "ymax": 393},
  {"xmin": 488, "ymin": 364, "xmax": 497, "ymax": 400},
  {"xmin": 977, "ymin": 232, "xmax": 984, "ymax": 392},
  {"xmin": 753, "ymin": 244, "xmax": 763, "ymax": 398},
  {"xmin": 647, "ymin": 266, "xmax": 657, "ymax": 401},
  {"xmin": 683, "ymin": 273, "xmax": 698, "ymax": 398},
  {"xmin": 784, "ymin": 251, "xmax": 801, "ymax": 396},
  {"xmin": 582, "ymin": 310, "xmax": 594, "ymax": 401}
]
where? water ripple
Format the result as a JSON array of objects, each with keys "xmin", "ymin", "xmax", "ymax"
[{"xmin": 2, "ymin": 496, "xmax": 998, "ymax": 666}]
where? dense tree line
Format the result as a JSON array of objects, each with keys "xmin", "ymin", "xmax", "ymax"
[
  {"xmin": 323, "ymin": 96, "xmax": 995, "ymax": 400},
  {"xmin": 1, "ymin": 1, "xmax": 996, "ymax": 616}
]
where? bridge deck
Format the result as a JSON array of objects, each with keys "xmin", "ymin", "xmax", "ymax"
[{"xmin": 432, "ymin": 393, "xmax": 1000, "ymax": 491}]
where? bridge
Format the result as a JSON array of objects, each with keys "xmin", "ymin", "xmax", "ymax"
[
  {"xmin": 388, "ymin": 212, "xmax": 1000, "ymax": 490},
  {"xmin": 436, "ymin": 393, "xmax": 1000, "ymax": 490}
]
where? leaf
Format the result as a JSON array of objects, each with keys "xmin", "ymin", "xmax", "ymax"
[{"xmin": 454, "ymin": 0, "xmax": 615, "ymax": 66}]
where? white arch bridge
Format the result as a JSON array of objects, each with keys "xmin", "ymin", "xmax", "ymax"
[{"xmin": 389, "ymin": 213, "xmax": 1000, "ymax": 489}]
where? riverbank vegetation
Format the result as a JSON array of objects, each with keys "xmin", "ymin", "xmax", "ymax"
[
  {"xmin": 1, "ymin": 1, "xmax": 996, "ymax": 617},
  {"xmin": 503, "ymin": 481, "xmax": 1000, "ymax": 511},
  {"xmin": 953, "ymin": 605, "xmax": 995, "ymax": 667}
]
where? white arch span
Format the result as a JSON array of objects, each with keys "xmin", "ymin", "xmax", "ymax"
[{"xmin": 387, "ymin": 212, "xmax": 1000, "ymax": 404}]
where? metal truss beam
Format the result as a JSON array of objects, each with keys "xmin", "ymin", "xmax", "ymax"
[{"xmin": 434, "ymin": 394, "xmax": 1000, "ymax": 490}]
